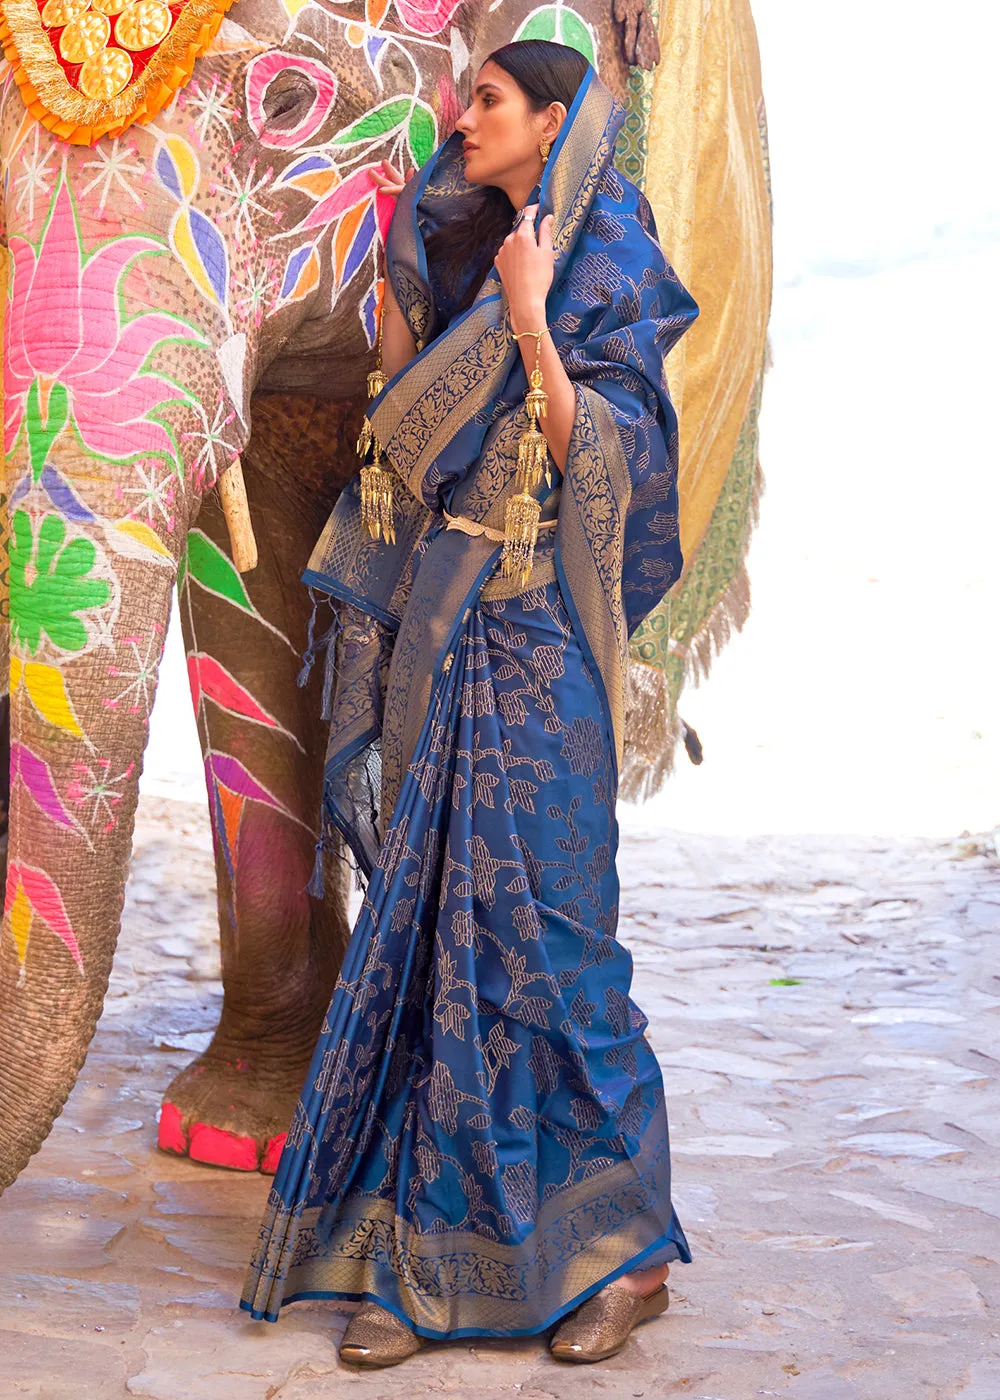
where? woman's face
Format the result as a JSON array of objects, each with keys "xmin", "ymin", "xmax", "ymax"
[{"xmin": 455, "ymin": 61, "xmax": 562, "ymax": 188}]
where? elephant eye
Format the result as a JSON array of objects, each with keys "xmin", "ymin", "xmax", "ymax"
[{"xmin": 260, "ymin": 69, "xmax": 319, "ymax": 131}]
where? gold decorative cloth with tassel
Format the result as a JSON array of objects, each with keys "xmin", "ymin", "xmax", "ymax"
[
  {"xmin": 358, "ymin": 312, "xmax": 552, "ymax": 576},
  {"xmin": 357, "ymin": 291, "xmax": 396, "ymax": 546},
  {"xmin": 501, "ymin": 327, "xmax": 550, "ymax": 584}
]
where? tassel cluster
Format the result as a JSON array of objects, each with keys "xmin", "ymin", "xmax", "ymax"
[
  {"xmin": 358, "ymin": 289, "xmax": 395, "ymax": 543},
  {"xmin": 501, "ymin": 348, "xmax": 550, "ymax": 583}
]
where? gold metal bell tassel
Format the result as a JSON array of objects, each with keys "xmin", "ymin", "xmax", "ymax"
[
  {"xmin": 360, "ymin": 450, "xmax": 396, "ymax": 544},
  {"xmin": 501, "ymin": 489, "xmax": 542, "ymax": 584},
  {"xmin": 501, "ymin": 327, "xmax": 550, "ymax": 581},
  {"xmin": 357, "ymin": 275, "xmax": 394, "ymax": 542}
]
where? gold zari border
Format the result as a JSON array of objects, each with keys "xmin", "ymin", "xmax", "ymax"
[{"xmin": 0, "ymin": 0, "xmax": 234, "ymax": 145}]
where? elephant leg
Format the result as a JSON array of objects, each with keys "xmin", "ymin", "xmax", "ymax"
[{"xmin": 159, "ymin": 396, "xmax": 360, "ymax": 1173}]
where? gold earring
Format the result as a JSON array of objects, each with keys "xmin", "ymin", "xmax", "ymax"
[{"xmin": 539, "ymin": 139, "xmax": 551, "ymax": 163}]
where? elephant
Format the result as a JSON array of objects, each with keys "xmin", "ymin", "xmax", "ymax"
[{"xmin": 0, "ymin": 0, "xmax": 666, "ymax": 1192}]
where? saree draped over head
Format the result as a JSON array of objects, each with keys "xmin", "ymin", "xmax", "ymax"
[{"xmin": 241, "ymin": 63, "xmax": 699, "ymax": 1340}]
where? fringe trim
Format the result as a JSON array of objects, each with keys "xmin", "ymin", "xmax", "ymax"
[
  {"xmin": 305, "ymin": 814, "xmax": 354, "ymax": 901},
  {"xmin": 620, "ymin": 452, "xmax": 765, "ymax": 803},
  {"xmin": 685, "ymin": 452, "xmax": 764, "ymax": 688},
  {"xmin": 0, "ymin": 0, "xmax": 234, "ymax": 145},
  {"xmin": 296, "ymin": 589, "xmax": 342, "ymax": 723},
  {"xmin": 619, "ymin": 660, "xmax": 684, "ymax": 803}
]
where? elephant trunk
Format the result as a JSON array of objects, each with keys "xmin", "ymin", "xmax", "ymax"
[
  {"xmin": 0, "ymin": 513, "xmax": 179, "ymax": 1189},
  {"xmin": 0, "ymin": 221, "xmax": 250, "ymax": 1190}
]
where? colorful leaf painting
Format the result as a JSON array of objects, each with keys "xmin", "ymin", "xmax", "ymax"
[
  {"xmin": 280, "ymin": 244, "xmax": 320, "ymax": 304},
  {"xmin": 277, "ymin": 154, "xmax": 340, "ymax": 201},
  {"xmin": 184, "ymin": 529, "xmax": 253, "ymax": 612},
  {"xmin": 156, "ymin": 137, "xmax": 200, "ymax": 202},
  {"xmin": 25, "ymin": 379, "xmax": 69, "ymax": 482},
  {"xmin": 394, "ymin": 0, "xmax": 463, "ymax": 35},
  {"xmin": 10, "ymin": 741, "xmax": 89, "ymax": 842},
  {"xmin": 205, "ymin": 751, "xmax": 293, "ymax": 812},
  {"xmin": 374, "ymin": 189, "xmax": 395, "ymax": 245},
  {"xmin": 214, "ymin": 781, "xmax": 245, "ymax": 876},
  {"xmin": 515, "ymin": 6, "xmax": 597, "ymax": 65},
  {"xmin": 110, "ymin": 518, "xmax": 174, "ymax": 563},
  {"xmin": 299, "ymin": 167, "xmax": 378, "ymax": 233},
  {"xmin": 179, "ymin": 530, "xmax": 298, "ymax": 655},
  {"xmin": 172, "ymin": 207, "xmax": 229, "ymax": 313},
  {"xmin": 361, "ymin": 280, "xmax": 384, "ymax": 348},
  {"xmin": 5, "ymin": 862, "xmax": 85, "ymax": 982},
  {"xmin": 407, "ymin": 104, "xmax": 437, "ymax": 167},
  {"xmin": 10, "ymin": 656, "xmax": 87, "ymax": 739},
  {"xmin": 334, "ymin": 201, "xmax": 376, "ymax": 287},
  {"xmin": 9, "ymin": 510, "xmax": 111, "ymax": 656},
  {"xmin": 188, "ymin": 652, "xmax": 280, "ymax": 728},
  {"xmin": 331, "ymin": 97, "xmax": 411, "ymax": 146},
  {"xmin": 39, "ymin": 465, "xmax": 97, "ymax": 525}
]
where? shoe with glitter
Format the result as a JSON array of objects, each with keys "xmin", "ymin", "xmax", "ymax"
[
  {"xmin": 338, "ymin": 1301, "xmax": 423, "ymax": 1367},
  {"xmin": 549, "ymin": 1280, "xmax": 670, "ymax": 1363}
]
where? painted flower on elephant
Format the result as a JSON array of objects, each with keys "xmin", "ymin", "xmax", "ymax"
[
  {"xmin": 9, "ymin": 509, "xmax": 111, "ymax": 657},
  {"xmin": 4, "ymin": 177, "xmax": 207, "ymax": 471},
  {"xmin": 4, "ymin": 862, "xmax": 85, "ymax": 987},
  {"xmin": 393, "ymin": 0, "xmax": 463, "ymax": 36}
]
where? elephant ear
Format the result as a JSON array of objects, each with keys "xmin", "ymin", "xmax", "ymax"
[{"xmin": 0, "ymin": 0, "xmax": 235, "ymax": 147}]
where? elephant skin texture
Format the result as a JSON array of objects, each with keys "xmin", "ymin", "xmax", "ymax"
[{"xmin": 0, "ymin": 0, "xmax": 648, "ymax": 1192}]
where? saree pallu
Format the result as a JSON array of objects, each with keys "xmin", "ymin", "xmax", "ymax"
[{"xmin": 241, "ymin": 63, "xmax": 698, "ymax": 1339}]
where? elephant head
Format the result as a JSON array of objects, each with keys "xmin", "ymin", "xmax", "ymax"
[{"xmin": 0, "ymin": 0, "xmax": 654, "ymax": 1189}]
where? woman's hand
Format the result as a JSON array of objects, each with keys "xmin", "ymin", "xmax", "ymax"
[
  {"xmin": 494, "ymin": 204, "xmax": 555, "ymax": 332},
  {"xmin": 370, "ymin": 158, "xmax": 414, "ymax": 197}
]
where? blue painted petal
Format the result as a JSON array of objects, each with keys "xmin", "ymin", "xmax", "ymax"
[
  {"xmin": 342, "ymin": 202, "xmax": 377, "ymax": 287},
  {"xmin": 280, "ymin": 245, "xmax": 313, "ymax": 299},
  {"xmin": 155, "ymin": 146, "xmax": 182, "ymax": 201},
  {"xmin": 41, "ymin": 466, "xmax": 98, "ymax": 524},
  {"xmin": 9, "ymin": 474, "xmax": 31, "ymax": 508},
  {"xmin": 188, "ymin": 208, "xmax": 228, "ymax": 308},
  {"xmin": 280, "ymin": 153, "xmax": 334, "ymax": 184},
  {"xmin": 361, "ymin": 284, "xmax": 378, "ymax": 348}
]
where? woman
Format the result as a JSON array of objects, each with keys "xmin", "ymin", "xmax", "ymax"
[{"xmin": 241, "ymin": 40, "xmax": 699, "ymax": 1367}]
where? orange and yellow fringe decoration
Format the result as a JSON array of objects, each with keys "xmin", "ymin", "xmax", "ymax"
[{"xmin": 0, "ymin": 0, "xmax": 236, "ymax": 146}]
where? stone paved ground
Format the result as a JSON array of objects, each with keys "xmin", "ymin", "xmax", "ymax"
[{"xmin": 1, "ymin": 795, "xmax": 998, "ymax": 1399}]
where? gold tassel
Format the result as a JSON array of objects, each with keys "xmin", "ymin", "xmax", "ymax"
[
  {"xmin": 360, "ymin": 454, "xmax": 396, "ymax": 544},
  {"xmin": 502, "ymin": 490, "xmax": 542, "ymax": 584},
  {"xmin": 358, "ymin": 280, "xmax": 394, "ymax": 542},
  {"xmin": 501, "ymin": 330, "xmax": 550, "ymax": 582}
]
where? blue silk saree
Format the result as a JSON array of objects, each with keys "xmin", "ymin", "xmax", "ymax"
[{"xmin": 241, "ymin": 63, "xmax": 699, "ymax": 1339}]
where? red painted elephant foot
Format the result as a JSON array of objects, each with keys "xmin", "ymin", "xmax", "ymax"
[{"xmin": 158, "ymin": 1049, "xmax": 308, "ymax": 1174}]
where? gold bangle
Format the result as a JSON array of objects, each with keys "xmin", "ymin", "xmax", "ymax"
[{"xmin": 511, "ymin": 328, "xmax": 548, "ymax": 344}]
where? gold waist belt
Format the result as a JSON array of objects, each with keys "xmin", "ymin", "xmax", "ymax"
[{"xmin": 443, "ymin": 510, "xmax": 557, "ymax": 544}]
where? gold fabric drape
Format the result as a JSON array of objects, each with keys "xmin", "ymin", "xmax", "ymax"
[{"xmin": 620, "ymin": 0, "xmax": 773, "ymax": 797}]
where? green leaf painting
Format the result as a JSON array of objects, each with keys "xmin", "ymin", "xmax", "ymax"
[
  {"xmin": 183, "ymin": 529, "xmax": 253, "ymax": 613},
  {"xmin": 515, "ymin": 6, "xmax": 597, "ymax": 66},
  {"xmin": 9, "ymin": 510, "xmax": 110, "ymax": 655},
  {"xmin": 407, "ymin": 105, "xmax": 437, "ymax": 167},
  {"xmin": 25, "ymin": 380, "xmax": 70, "ymax": 483},
  {"xmin": 331, "ymin": 97, "xmax": 437, "ymax": 169},
  {"xmin": 332, "ymin": 98, "xmax": 412, "ymax": 146}
]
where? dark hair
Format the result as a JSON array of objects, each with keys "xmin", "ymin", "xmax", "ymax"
[{"xmin": 422, "ymin": 41, "xmax": 589, "ymax": 318}]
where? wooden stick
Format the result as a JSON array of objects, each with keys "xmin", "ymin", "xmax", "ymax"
[{"xmin": 217, "ymin": 458, "xmax": 258, "ymax": 573}]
